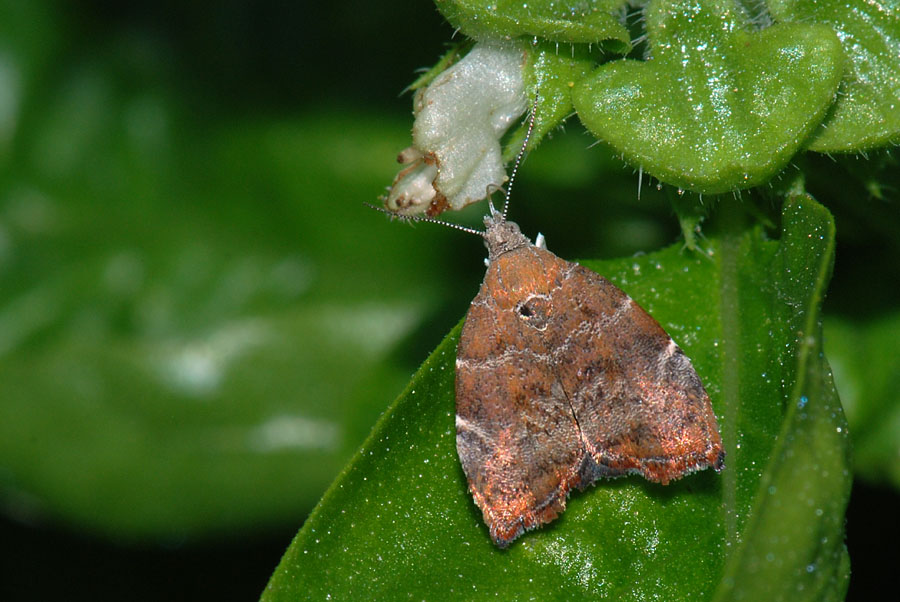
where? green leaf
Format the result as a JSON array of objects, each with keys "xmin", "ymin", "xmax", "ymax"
[
  {"xmin": 824, "ymin": 312, "xmax": 900, "ymax": 489},
  {"xmin": 572, "ymin": 0, "xmax": 845, "ymax": 193},
  {"xmin": 435, "ymin": 0, "xmax": 630, "ymax": 50},
  {"xmin": 262, "ymin": 197, "xmax": 850, "ymax": 600},
  {"xmin": 503, "ymin": 45, "xmax": 596, "ymax": 162},
  {"xmin": 712, "ymin": 196, "xmax": 850, "ymax": 601},
  {"xmin": 0, "ymin": 2, "xmax": 63, "ymax": 164},
  {"xmin": 0, "ymin": 53, "xmax": 459, "ymax": 539},
  {"xmin": 769, "ymin": 0, "xmax": 900, "ymax": 152}
]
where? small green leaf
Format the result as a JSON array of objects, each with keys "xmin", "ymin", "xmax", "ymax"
[
  {"xmin": 262, "ymin": 197, "xmax": 850, "ymax": 600},
  {"xmin": 769, "ymin": 0, "xmax": 900, "ymax": 152},
  {"xmin": 435, "ymin": 0, "xmax": 630, "ymax": 50},
  {"xmin": 572, "ymin": 0, "xmax": 845, "ymax": 193},
  {"xmin": 503, "ymin": 45, "xmax": 596, "ymax": 161},
  {"xmin": 666, "ymin": 188, "xmax": 715, "ymax": 253}
]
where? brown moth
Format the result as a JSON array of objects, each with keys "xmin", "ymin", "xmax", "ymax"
[{"xmin": 454, "ymin": 208, "xmax": 725, "ymax": 547}]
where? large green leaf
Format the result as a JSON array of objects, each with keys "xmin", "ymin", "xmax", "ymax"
[
  {"xmin": 711, "ymin": 196, "xmax": 850, "ymax": 601},
  {"xmin": 769, "ymin": 0, "xmax": 900, "ymax": 152},
  {"xmin": 572, "ymin": 0, "xmax": 845, "ymax": 193},
  {"xmin": 0, "ymin": 48, "xmax": 462, "ymax": 538},
  {"xmin": 262, "ymin": 197, "xmax": 850, "ymax": 600}
]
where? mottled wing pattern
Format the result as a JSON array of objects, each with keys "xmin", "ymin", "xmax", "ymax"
[
  {"xmin": 549, "ymin": 261, "xmax": 724, "ymax": 484},
  {"xmin": 456, "ymin": 245, "xmax": 584, "ymax": 546},
  {"xmin": 456, "ymin": 243, "xmax": 723, "ymax": 547}
]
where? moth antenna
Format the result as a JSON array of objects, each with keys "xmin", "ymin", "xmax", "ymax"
[
  {"xmin": 365, "ymin": 202, "xmax": 484, "ymax": 236},
  {"xmin": 501, "ymin": 90, "xmax": 539, "ymax": 220}
]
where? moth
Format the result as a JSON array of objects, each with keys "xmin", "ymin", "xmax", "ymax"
[{"xmin": 454, "ymin": 205, "xmax": 724, "ymax": 547}]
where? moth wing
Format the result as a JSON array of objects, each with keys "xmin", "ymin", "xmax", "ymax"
[
  {"xmin": 455, "ymin": 247, "xmax": 585, "ymax": 546},
  {"xmin": 547, "ymin": 261, "xmax": 724, "ymax": 485}
]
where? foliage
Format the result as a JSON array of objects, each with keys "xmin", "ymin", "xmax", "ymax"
[
  {"xmin": 0, "ymin": 1, "xmax": 897, "ymax": 600},
  {"xmin": 263, "ymin": 0, "xmax": 900, "ymax": 598},
  {"xmin": 263, "ymin": 198, "xmax": 851, "ymax": 600}
]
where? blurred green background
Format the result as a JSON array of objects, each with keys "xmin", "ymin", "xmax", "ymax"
[{"xmin": 0, "ymin": 1, "xmax": 896, "ymax": 600}]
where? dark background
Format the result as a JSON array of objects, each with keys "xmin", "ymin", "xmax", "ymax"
[{"xmin": 1, "ymin": 2, "xmax": 897, "ymax": 600}]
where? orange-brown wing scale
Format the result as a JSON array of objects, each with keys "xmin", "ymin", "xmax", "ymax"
[{"xmin": 455, "ymin": 244, "xmax": 723, "ymax": 547}]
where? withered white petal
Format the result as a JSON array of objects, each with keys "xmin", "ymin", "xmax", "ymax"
[{"xmin": 385, "ymin": 42, "xmax": 527, "ymax": 216}]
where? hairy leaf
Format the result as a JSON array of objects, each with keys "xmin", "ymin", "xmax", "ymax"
[
  {"xmin": 769, "ymin": 0, "xmax": 900, "ymax": 152},
  {"xmin": 436, "ymin": 0, "xmax": 630, "ymax": 50},
  {"xmin": 572, "ymin": 0, "xmax": 845, "ymax": 193}
]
